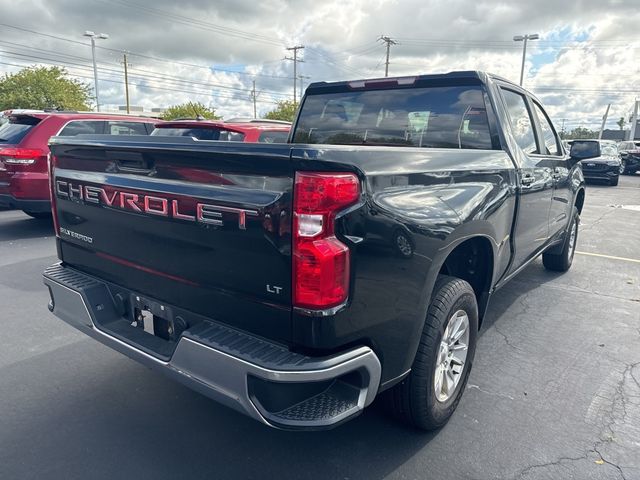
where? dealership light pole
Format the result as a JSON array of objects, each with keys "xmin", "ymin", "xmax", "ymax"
[
  {"xmin": 513, "ymin": 33, "xmax": 539, "ymax": 86},
  {"xmin": 84, "ymin": 31, "xmax": 109, "ymax": 111}
]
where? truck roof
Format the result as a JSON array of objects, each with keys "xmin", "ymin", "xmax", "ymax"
[{"xmin": 306, "ymin": 70, "xmax": 515, "ymax": 91}]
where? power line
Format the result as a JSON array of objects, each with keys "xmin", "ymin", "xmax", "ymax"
[
  {"xmin": 0, "ymin": 60, "xmax": 282, "ymax": 106},
  {"xmin": 95, "ymin": 0, "xmax": 286, "ymax": 47},
  {"xmin": 0, "ymin": 49, "xmax": 291, "ymax": 99},
  {"xmin": 0, "ymin": 23, "xmax": 290, "ymax": 80}
]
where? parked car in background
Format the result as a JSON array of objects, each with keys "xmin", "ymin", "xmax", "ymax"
[
  {"xmin": 151, "ymin": 119, "xmax": 291, "ymax": 143},
  {"xmin": 618, "ymin": 140, "xmax": 640, "ymax": 175},
  {"xmin": 570, "ymin": 139, "xmax": 622, "ymax": 186},
  {"xmin": 0, "ymin": 112, "xmax": 157, "ymax": 218}
]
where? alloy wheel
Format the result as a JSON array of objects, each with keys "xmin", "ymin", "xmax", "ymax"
[{"xmin": 434, "ymin": 310, "xmax": 470, "ymax": 402}]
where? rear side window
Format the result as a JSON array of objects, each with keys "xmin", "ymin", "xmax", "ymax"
[
  {"xmin": 500, "ymin": 89, "xmax": 538, "ymax": 155},
  {"xmin": 258, "ymin": 131, "xmax": 289, "ymax": 143},
  {"xmin": 532, "ymin": 102, "xmax": 561, "ymax": 156},
  {"xmin": 59, "ymin": 120, "xmax": 104, "ymax": 136},
  {"xmin": 293, "ymin": 85, "xmax": 496, "ymax": 149},
  {"xmin": 107, "ymin": 122, "xmax": 150, "ymax": 135},
  {"xmin": 218, "ymin": 130, "xmax": 245, "ymax": 142},
  {"xmin": 151, "ymin": 127, "xmax": 244, "ymax": 141},
  {"xmin": 0, "ymin": 116, "xmax": 41, "ymax": 144}
]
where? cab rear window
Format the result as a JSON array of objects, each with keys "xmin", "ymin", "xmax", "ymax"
[{"xmin": 293, "ymin": 85, "xmax": 497, "ymax": 150}]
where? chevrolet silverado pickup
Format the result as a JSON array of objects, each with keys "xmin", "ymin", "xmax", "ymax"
[{"xmin": 43, "ymin": 71, "xmax": 594, "ymax": 431}]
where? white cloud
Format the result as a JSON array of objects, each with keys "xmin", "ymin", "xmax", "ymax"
[{"xmin": 0, "ymin": 0, "xmax": 638, "ymax": 127}]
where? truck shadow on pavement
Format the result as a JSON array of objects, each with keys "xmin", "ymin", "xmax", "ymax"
[{"xmin": 0, "ymin": 212, "xmax": 54, "ymax": 242}]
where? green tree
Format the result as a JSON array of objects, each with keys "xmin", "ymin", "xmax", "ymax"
[
  {"xmin": 617, "ymin": 116, "xmax": 626, "ymax": 131},
  {"xmin": 0, "ymin": 66, "xmax": 91, "ymax": 110},
  {"xmin": 264, "ymin": 100, "xmax": 298, "ymax": 122},
  {"xmin": 162, "ymin": 101, "xmax": 221, "ymax": 120},
  {"xmin": 564, "ymin": 127, "xmax": 597, "ymax": 140}
]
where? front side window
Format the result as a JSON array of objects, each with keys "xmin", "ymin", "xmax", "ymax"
[
  {"xmin": 601, "ymin": 144, "xmax": 618, "ymax": 157},
  {"xmin": 533, "ymin": 102, "xmax": 561, "ymax": 156},
  {"xmin": 293, "ymin": 85, "xmax": 496, "ymax": 150},
  {"xmin": 108, "ymin": 122, "xmax": 149, "ymax": 135},
  {"xmin": 258, "ymin": 130, "xmax": 289, "ymax": 143},
  {"xmin": 500, "ymin": 89, "xmax": 538, "ymax": 155}
]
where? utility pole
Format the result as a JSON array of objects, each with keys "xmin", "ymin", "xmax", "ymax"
[
  {"xmin": 83, "ymin": 31, "xmax": 109, "ymax": 111},
  {"xmin": 122, "ymin": 52, "xmax": 131, "ymax": 114},
  {"xmin": 629, "ymin": 100, "xmax": 639, "ymax": 141},
  {"xmin": 250, "ymin": 79, "xmax": 258, "ymax": 118},
  {"xmin": 298, "ymin": 75, "xmax": 311, "ymax": 98},
  {"xmin": 285, "ymin": 46, "xmax": 304, "ymax": 103},
  {"xmin": 379, "ymin": 35, "xmax": 397, "ymax": 77},
  {"xmin": 598, "ymin": 104, "xmax": 610, "ymax": 140},
  {"xmin": 560, "ymin": 118, "xmax": 566, "ymax": 138},
  {"xmin": 513, "ymin": 33, "xmax": 539, "ymax": 86}
]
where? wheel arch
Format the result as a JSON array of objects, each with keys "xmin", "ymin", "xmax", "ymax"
[{"xmin": 420, "ymin": 224, "xmax": 500, "ymax": 331}]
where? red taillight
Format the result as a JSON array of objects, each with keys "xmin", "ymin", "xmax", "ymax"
[
  {"xmin": 48, "ymin": 153, "xmax": 60, "ymax": 236},
  {"xmin": 293, "ymin": 172, "xmax": 360, "ymax": 310},
  {"xmin": 0, "ymin": 147, "xmax": 45, "ymax": 165}
]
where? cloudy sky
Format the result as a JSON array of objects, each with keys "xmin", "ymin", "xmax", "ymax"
[{"xmin": 0, "ymin": 0, "xmax": 638, "ymax": 131}]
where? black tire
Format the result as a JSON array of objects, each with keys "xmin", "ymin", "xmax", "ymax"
[
  {"xmin": 543, "ymin": 207, "xmax": 579, "ymax": 272},
  {"xmin": 386, "ymin": 275, "xmax": 478, "ymax": 430},
  {"xmin": 23, "ymin": 211, "xmax": 52, "ymax": 220},
  {"xmin": 609, "ymin": 176, "xmax": 619, "ymax": 186}
]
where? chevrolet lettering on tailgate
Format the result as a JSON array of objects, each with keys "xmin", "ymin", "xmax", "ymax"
[{"xmin": 55, "ymin": 180, "xmax": 258, "ymax": 229}]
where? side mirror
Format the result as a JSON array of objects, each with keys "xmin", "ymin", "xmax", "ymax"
[{"xmin": 570, "ymin": 144, "xmax": 599, "ymax": 161}]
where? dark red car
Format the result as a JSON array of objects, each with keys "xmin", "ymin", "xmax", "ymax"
[
  {"xmin": 151, "ymin": 119, "xmax": 291, "ymax": 144},
  {"xmin": 0, "ymin": 111, "xmax": 157, "ymax": 218}
]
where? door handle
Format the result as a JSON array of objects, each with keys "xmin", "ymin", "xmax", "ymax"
[{"xmin": 521, "ymin": 175, "xmax": 535, "ymax": 185}]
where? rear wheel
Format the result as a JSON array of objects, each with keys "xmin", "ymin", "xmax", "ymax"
[
  {"xmin": 23, "ymin": 211, "xmax": 52, "ymax": 220},
  {"xmin": 386, "ymin": 275, "xmax": 478, "ymax": 430},
  {"xmin": 543, "ymin": 207, "xmax": 579, "ymax": 272}
]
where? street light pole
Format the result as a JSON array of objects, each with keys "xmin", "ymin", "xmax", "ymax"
[
  {"xmin": 84, "ymin": 31, "xmax": 109, "ymax": 112},
  {"xmin": 513, "ymin": 33, "xmax": 539, "ymax": 86}
]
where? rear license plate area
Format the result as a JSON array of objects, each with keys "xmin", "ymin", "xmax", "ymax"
[{"xmin": 131, "ymin": 295, "xmax": 186, "ymax": 342}]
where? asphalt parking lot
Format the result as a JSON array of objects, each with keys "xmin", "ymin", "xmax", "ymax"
[{"xmin": 0, "ymin": 176, "xmax": 638, "ymax": 480}]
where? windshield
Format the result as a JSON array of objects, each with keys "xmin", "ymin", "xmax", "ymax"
[
  {"xmin": 151, "ymin": 127, "xmax": 245, "ymax": 142},
  {"xmin": 0, "ymin": 117, "xmax": 41, "ymax": 144},
  {"xmin": 601, "ymin": 145, "xmax": 618, "ymax": 157},
  {"xmin": 293, "ymin": 85, "xmax": 496, "ymax": 149},
  {"xmin": 571, "ymin": 141, "xmax": 600, "ymax": 158}
]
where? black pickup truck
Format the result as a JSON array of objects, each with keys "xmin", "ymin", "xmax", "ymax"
[{"xmin": 43, "ymin": 71, "xmax": 595, "ymax": 431}]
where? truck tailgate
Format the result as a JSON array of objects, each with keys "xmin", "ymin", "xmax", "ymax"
[{"xmin": 49, "ymin": 137, "xmax": 294, "ymax": 343}]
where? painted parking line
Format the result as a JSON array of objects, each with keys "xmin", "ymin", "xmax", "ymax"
[{"xmin": 575, "ymin": 251, "xmax": 640, "ymax": 264}]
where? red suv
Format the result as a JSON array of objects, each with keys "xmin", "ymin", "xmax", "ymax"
[
  {"xmin": 0, "ymin": 112, "xmax": 157, "ymax": 218},
  {"xmin": 151, "ymin": 119, "xmax": 291, "ymax": 143}
]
